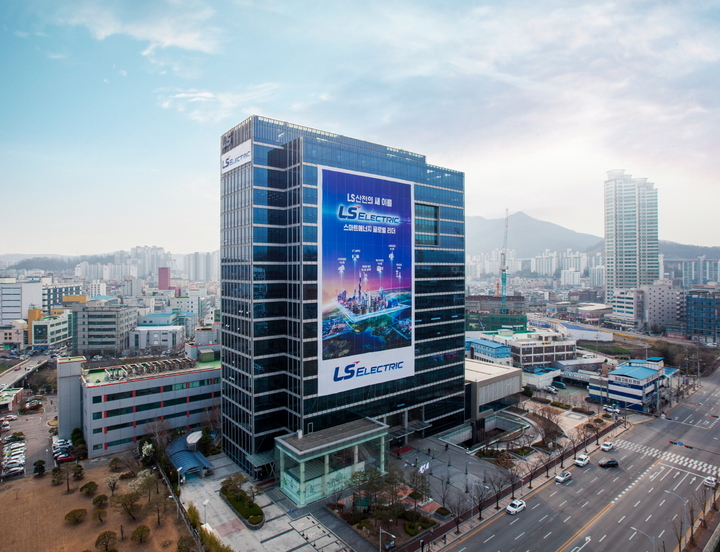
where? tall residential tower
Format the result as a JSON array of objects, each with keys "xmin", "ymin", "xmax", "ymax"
[
  {"xmin": 220, "ymin": 116, "xmax": 465, "ymax": 492},
  {"xmin": 604, "ymin": 169, "xmax": 659, "ymax": 302}
]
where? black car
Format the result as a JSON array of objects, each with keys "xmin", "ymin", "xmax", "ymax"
[{"xmin": 598, "ymin": 458, "xmax": 619, "ymax": 468}]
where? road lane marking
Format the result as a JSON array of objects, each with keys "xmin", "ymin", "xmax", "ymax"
[
  {"xmin": 581, "ymin": 501, "xmax": 589, "ymax": 508},
  {"xmin": 564, "ymin": 515, "xmax": 572, "ymax": 522},
  {"xmin": 634, "ymin": 500, "xmax": 641, "ymax": 507},
  {"xmin": 483, "ymin": 535, "xmax": 494, "ymax": 543},
  {"xmin": 556, "ymin": 502, "xmax": 613, "ymax": 552},
  {"xmin": 559, "ymin": 500, "xmax": 567, "ymax": 507},
  {"xmin": 591, "ymin": 477, "xmax": 598, "ymax": 482},
  {"xmin": 544, "ymin": 532, "xmax": 552, "ymax": 539},
  {"xmin": 550, "ymin": 491, "xmax": 558, "ymax": 497},
  {"xmin": 539, "ymin": 515, "xmax": 548, "ymax": 523},
  {"xmin": 510, "ymin": 518, "xmax": 519, "ymax": 525},
  {"xmin": 599, "ymin": 535, "xmax": 607, "ymax": 542},
  {"xmin": 514, "ymin": 532, "xmax": 525, "ymax": 540},
  {"xmin": 658, "ymin": 529, "xmax": 665, "ymax": 538},
  {"xmin": 597, "ymin": 488, "xmax": 605, "ymax": 495},
  {"xmin": 645, "ymin": 514, "xmax": 652, "ymax": 521},
  {"xmin": 647, "ymin": 487, "xmax": 654, "ymax": 493},
  {"xmin": 659, "ymin": 499, "xmax": 665, "ymax": 506},
  {"xmin": 618, "ymin": 516, "xmax": 626, "ymax": 523},
  {"xmin": 630, "ymin": 530, "xmax": 637, "ymax": 540},
  {"xmin": 613, "ymin": 476, "xmax": 620, "ymax": 482},
  {"xmin": 532, "ymin": 504, "xmax": 540, "ymax": 509}
]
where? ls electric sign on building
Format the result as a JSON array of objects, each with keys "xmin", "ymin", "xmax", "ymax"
[
  {"xmin": 317, "ymin": 167, "xmax": 415, "ymax": 396},
  {"xmin": 221, "ymin": 139, "xmax": 252, "ymax": 174}
]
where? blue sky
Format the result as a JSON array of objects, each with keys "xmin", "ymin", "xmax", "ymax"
[{"xmin": 2, "ymin": 0, "xmax": 719, "ymax": 255}]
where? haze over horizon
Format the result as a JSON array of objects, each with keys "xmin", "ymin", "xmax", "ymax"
[{"xmin": 2, "ymin": 1, "xmax": 719, "ymax": 254}]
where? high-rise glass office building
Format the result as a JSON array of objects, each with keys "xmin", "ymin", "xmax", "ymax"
[
  {"xmin": 220, "ymin": 116, "xmax": 465, "ymax": 479},
  {"xmin": 604, "ymin": 169, "xmax": 659, "ymax": 302}
]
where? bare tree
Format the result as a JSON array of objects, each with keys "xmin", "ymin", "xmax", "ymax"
[
  {"xmin": 670, "ymin": 515, "xmax": 684, "ymax": 552},
  {"xmin": 688, "ymin": 495, "xmax": 697, "ymax": 544},
  {"xmin": 693, "ymin": 488, "xmax": 709, "ymax": 529},
  {"xmin": 522, "ymin": 457, "xmax": 544, "ymax": 490},
  {"xmin": 487, "ymin": 470, "xmax": 506, "ymax": 509},
  {"xmin": 567, "ymin": 428, "xmax": 584, "ymax": 459},
  {"xmin": 201, "ymin": 406, "xmax": 222, "ymax": 433},
  {"xmin": 470, "ymin": 481, "xmax": 491, "ymax": 520},
  {"xmin": 437, "ymin": 471, "xmax": 453, "ymax": 509},
  {"xmin": 143, "ymin": 418, "xmax": 172, "ymax": 451},
  {"xmin": 505, "ymin": 464, "xmax": 523, "ymax": 499},
  {"xmin": 447, "ymin": 492, "xmax": 467, "ymax": 534}
]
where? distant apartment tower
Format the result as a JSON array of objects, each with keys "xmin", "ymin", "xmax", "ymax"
[
  {"xmin": 604, "ymin": 170, "xmax": 659, "ymax": 302},
  {"xmin": 159, "ymin": 267, "xmax": 171, "ymax": 290}
]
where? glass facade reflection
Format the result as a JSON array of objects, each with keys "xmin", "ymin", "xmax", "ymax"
[{"xmin": 220, "ymin": 116, "xmax": 465, "ymax": 479}]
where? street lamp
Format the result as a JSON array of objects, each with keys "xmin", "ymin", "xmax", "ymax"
[
  {"xmin": 379, "ymin": 527, "xmax": 396, "ymax": 552},
  {"xmin": 664, "ymin": 490, "xmax": 688, "ymax": 548},
  {"xmin": 631, "ymin": 526, "xmax": 656, "ymax": 552},
  {"xmin": 202, "ymin": 498, "xmax": 209, "ymax": 525}
]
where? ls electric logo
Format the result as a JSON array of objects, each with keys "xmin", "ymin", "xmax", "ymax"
[
  {"xmin": 333, "ymin": 360, "xmax": 405, "ymax": 382},
  {"xmin": 221, "ymin": 140, "xmax": 252, "ymax": 174},
  {"xmin": 337, "ymin": 205, "xmax": 400, "ymax": 224}
]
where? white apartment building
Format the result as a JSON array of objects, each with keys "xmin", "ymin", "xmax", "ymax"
[{"xmin": 604, "ymin": 170, "xmax": 660, "ymax": 302}]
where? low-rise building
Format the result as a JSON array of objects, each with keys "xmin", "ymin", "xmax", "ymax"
[
  {"xmin": 473, "ymin": 327, "xmax": 576, "ymax": 370},
  {"xmin": 57, "ymin": 356, "xmax": 220, "ymax": 457},
  {"xmin": 588, "ymin": 357, "xmax": 672, "ymax": 412},
  {"xmin": 465, "ymin": 359, "xmax": 522, "ymax": 419},
  {"xmin": 465, "ymin": 337, "xmax": 512, "ymax": 366}
]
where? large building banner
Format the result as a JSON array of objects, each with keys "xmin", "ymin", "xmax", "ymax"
[{"xmin": 318, "ymin": 167, "xmax": 415, "ymax": 397}]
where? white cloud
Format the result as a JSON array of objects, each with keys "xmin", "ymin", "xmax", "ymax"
[
  {"xmin": 56, "ymin": 1, "xmax": 223, "ymax": 55},
  {"xmin": 157, "ymin": 84, "xmax": 280, "ymax": 122}
]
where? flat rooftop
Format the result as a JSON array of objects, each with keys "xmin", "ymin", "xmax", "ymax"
[
  {"xmin": 83, "ymin": 357, "xmax": 219, "ymax": 386},
  {"xmin": 465, "ymin": 358, "xmax": 521, "ymax": 383},
  {"xmin": 277, "ymin": 418, "xmax": 388, "ymax": 454}
]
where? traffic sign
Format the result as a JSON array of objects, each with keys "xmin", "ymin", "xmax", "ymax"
[{"xmin": 677, "ymin": 442, "xmax": 684, "ymax": 446}]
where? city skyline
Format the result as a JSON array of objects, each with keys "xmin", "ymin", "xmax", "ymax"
[{"xmin": 2, "ymin": 1, "xmax": 720, "ymax": 254}]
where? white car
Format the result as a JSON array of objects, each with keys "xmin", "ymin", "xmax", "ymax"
[
  {"xmin": 2, "ymin": 466, "xmax": 24, "ymax": 478},
  {"xmin": 705, "ymin": 477, "xmax": 717, "ymax": 488},
  {"xmin": 506, "ymin": 499, "xmax": 527, "ymax": 515},
  {"xmin": 603, "ymin": 405, "xmax": 620, "ymax": 414},
  {"xmin": 600, "ymin": 442, "xmax": 614, "ymax": 452},
  {"xmin": 555, "ymin": 472, "xmax": 572, "ymax": 483},
  {"xmin": 574, "ymin": 455, "xmax": 590, "ymax": 467}
]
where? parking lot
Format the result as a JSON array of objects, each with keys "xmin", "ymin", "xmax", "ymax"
[{"xmin": 1, "ymin": 393, "xmax": 58, "ymax": 480}]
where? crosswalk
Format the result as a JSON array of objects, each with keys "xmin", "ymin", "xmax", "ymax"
[{"xmin": 614, "ymin": 439, "xmax": 719, "ymax": 476}]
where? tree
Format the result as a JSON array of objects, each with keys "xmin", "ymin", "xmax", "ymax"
[
  {"xmin": 145, "ymin": 494, "xmax": 170, "ymax": 526},
  {"xmin": 111, "ymin": 491, "xmax": 142, "ymax": 521},
  {"xmin": 220, "ymin": 472, "xmax": 248, "ymax": 502},
  {"xmin": 65, "ymin": 509, "xmax": 87, "ymax": 524},
  {"xmin": 246, "ymin": 483, "xmax": 264, "ymax": 504},
  {"xmin": 93, "ymin": 494, "xmax": 109, "ymax": 508},
  {"xmin": 108, "ymin": 457, "xmax": 123, "ymax": 472},
  {"xmin": 128, "ymin": 469, "xmax": 156, "ymax": 501},
  {"xmin": 186, "ymin": 502, "xmax": 201, "ymax": 529},
  {"xmin": 437, "ymin": 471, "xmax": 453, "ymax": 509},
  {"xmin": 33, "ymin": 459, "xmax": 46, "ymax": 477},
  {"xmin": 447, "ymin": 492, "xmax": 467, "ymax": 534},
  {"xmin": 131, "ymin": 525, "xmax": 151, "ymax": 543},
  {"xmin": 487, "ymin": 470, "xmax": 506, "ymax": 509},
  {"xmin": 407, "ymin": 469, "xmax": 431, "ymax": 511},
  {"xmin": 94, "ymin": 530, "xmax": 118, "ymax": 551},
  {"xmin": 104, "ymin": 474, "xmax": 120, "ymax": 496},
  {"xmin": 522, "ymin": 457, "xmax": 543, "ymax": 490},
  {"xmin": 505, "ymin": 465, "xmax": 523, "ymax": 499},
  {"xmin": 176, "ymin": 535, "xmax": 198, "ymax": 552},
  {"xmin": 470, "ymin": 481, "xmax": 491, "ymax": 520},
  {"xmin": 71, "ymin": 463, "xmax": 84, "ymax": 480},
  {"xmin": 382, "ymin": 463, "xmax": 406, "ymax": 518},
  {"xmin": 92, "ymin": 509, "xmax": 107, "ymax": 524},
  {"xmin": 80, "ymin": 481, "xmax": 98, "ymax": 495}
]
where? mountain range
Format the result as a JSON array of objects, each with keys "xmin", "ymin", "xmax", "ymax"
[
  {"xmin": 466, "ymin": 212, "xmax": 720, "ymax": 259},
  {"xmin": 2, "ymin": 213, "xmax": 719, "ymax": 268}
]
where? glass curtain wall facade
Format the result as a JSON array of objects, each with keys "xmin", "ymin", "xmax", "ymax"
[
  {"xmin": 220, "ymin": 116, "xmax": 465, "ymax": 476},
  {"xmin": 604, "ymin": 169, "xmax": 659, "ymax": 302}
]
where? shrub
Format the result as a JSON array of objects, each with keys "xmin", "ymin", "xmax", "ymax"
[
  {"xmin": 187, "ymin": 502, "xmax": 201, "ymax": 529},
  {"xmin": 401, "ymin": 510, "xmax": 423, "ymax": 523},
  {"xmin": 65, "ymin": 509, "xmax": 88, "ymax": 524},
  {"xmin": 341, "ymin": 511, "xmax": 368, "ymax": 525},
  {"xmin": 435, "ymin": 506, "xmax": 450, "ymax": 516},
  {"xmin": 108, "ymin": 458, "xmax": 122, "ymax": 472},
  {"xmin": 95, "ymin": 530, "xmax": 117, "ymax": 551},
  {"xmin": 404, "ymin": 521, "xmax": 419, "ymax": 536},
  {"xmin": 93, "ymin": 494, "xmax": 109, "ymax": 508},
  {"xmin": 119, "ymin": 471, "xmax": 134, "ymax": 480},
  {"xmin": 80, "ymin": 481, "xmax": 98, "ymax": 495},
  {"xmin": 248, "ymin": 515, "xmax": 262, "ymax": 525}
]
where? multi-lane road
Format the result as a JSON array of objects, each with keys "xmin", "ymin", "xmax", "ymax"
[{"xmin": 446, "ymin": 369, "xmax": 720, "ymax": 552}]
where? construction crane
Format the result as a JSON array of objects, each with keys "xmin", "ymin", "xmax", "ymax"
[{"xmin": 500, "ymin": 209, "xmax": 509, "ymax": 315}]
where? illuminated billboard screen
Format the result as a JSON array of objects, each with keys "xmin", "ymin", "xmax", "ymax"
[{"xmin": 317, "ymin": 167, "xmax": 415, "ymax": 397}]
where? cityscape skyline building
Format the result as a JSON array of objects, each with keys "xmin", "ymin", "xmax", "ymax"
[
  {"xmin": 604, "ymin": 169, "xmax": 660, "ymax": 302},
  {"xmin": 220, "ymin": 116, "xmax": 465, "ymax": 487}
]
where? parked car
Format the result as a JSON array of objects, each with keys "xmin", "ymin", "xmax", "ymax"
[
  {"xmin": 704, "ymin": 476, "xmax": 717, "ymax": 488},
  {"xmin": 2, "ymin": 467, "xmax": 25, "ymax": 478},
  {"xmin": 2, "ymin": 460, "xmax": 25, "ymax": 469},
  {"xmin": 506, "ymin": 499, "xmax": 527, "ymax": 515},
  {"xmin": 3, "ymin": 415, "xmax": 17, "ymax": 421},
  {"xmin": 544, "ymin": 386, "xmax": 558, "ymax": 394},
  {"xmin": 555, "ymin": 472, "xmax": 572, "ymax": 483},
  {"xmin": 552, "ymin": 380, "xmax": 567, "ymax": 389},
  {"xmin": 56, "ymin": 454, "xmax": 77, "ymax": 463},
  {"xmin": 598, "ymin": 458, "xmax": 619, "ymax": 468},
  {"xmin": 603, "ymin": 405, "xmax": 620, "ymax": 414},
  {"xmin": 600, "ymin": 442, "xmax": 614, "ymax": 452},
  {"xmin": 574, "ymin": 455, "xmax": 590, "ymax": 467}
]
